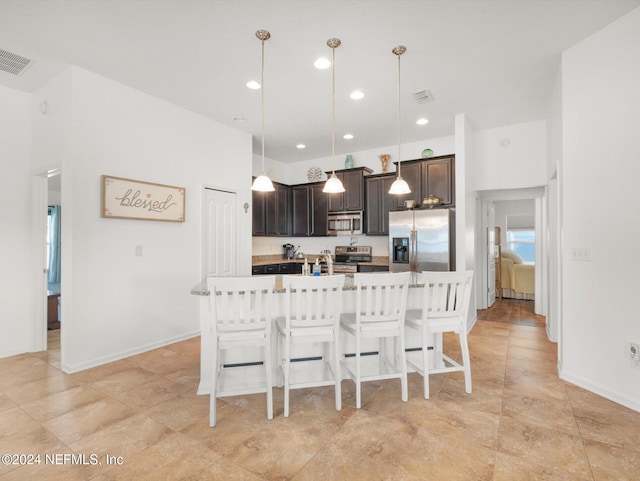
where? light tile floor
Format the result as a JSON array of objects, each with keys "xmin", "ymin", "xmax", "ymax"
[{"xmin": 1, "ymin": 300, "xmax": 639, "ymax": 480}]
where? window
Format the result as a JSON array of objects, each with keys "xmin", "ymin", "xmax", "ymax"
[{"xmin": 507, "ymin": 229, "xmax": 535, "ymax": 263}]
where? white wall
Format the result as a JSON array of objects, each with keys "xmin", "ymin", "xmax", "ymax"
[
  {"xmin": 474, "ymin": 120, "xmax": 547, "ymax": 191},
  {"xmin": 29, "ymin": 67, "xmax": 253, "ymax": 371},
  {"xmin": 455, "ymin": 114, "xmax": 477, "ymax": 326},
  {"xmin": 560, "ymin": 6, "xmax": 640, "ymax": 411},
  {"xmin": 48, "ymin": 186, "xmax": 61, "ymax": 205},
  {"xmin": 0, "ymin": 85, "xmax": 32, "ymax": 358}
]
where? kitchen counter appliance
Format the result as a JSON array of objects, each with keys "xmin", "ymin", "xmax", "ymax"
[
  {"xmin": 282, "ymin": 243, "xmax": 299, "ymax": 259},
  {"xmin": 332, "ymin": 245, "xmax": 372, "ymax": 273}
]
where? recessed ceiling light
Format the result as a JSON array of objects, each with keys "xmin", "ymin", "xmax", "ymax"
[
  {"xmin": 314, "ymin": 57, "xmax": 331, "ymax": 69},
  {"xmin": 350, "ymin": 90, "xmax": 364, "ymax": 100},
  {"xmin": 416, "ymin": 118, "xmax": 429, "ymax": 125},
  {"xmin": 296, "ymin": 144, "xmax": 306, "ymax": 149},
  {"xmin": 246, "ymin": 80, "xmax": 261, "ymax": 90},
  {"xmin": 233, "ymin": 117, "xmax": 246, "ymax": 123},
  {"xmin": 343, "ymin": 134, "xmax": 354, "ymax": 140}
]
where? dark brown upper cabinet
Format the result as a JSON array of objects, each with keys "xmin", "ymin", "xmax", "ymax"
[
  {"xmin": 252, "ymin": 180, "xmax": 290, "ymax": 237},
  {"xmin": 365, "ymin": 173, "xmax": 396, "ymax": 235},
  {"xmin": 391, "ymin": 155, "xmax": 455, "ymax": 209},
  {"xmin": 291, "ymin": 182, "xmax": 328, "ymax": 237},
  {"xmin": 326, "ymin": 167, "xmax": 373, "ymax": 212}
]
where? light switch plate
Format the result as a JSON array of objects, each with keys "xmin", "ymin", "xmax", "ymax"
[
  {"xmin": 571, "ymin": 248, "xmax": 591, "ymax": 261},
  {"xmin": 135, "ymin": 245, "xmax": 143, "ymax": 257}
]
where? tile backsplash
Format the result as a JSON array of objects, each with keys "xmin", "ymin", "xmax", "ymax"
[{"xmin": 252, "ymin": 235, "xmax": 389, "ymax": 257}]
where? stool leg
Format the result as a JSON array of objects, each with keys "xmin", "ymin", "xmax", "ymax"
[
  {"xmin": 265, "ymin": 338, "xmax": 274, "ymax": 420},
  {"xmin": 210, "ymin": 341, "xmax": 220, "ymax": 427},
  {"xmin": 283, "ymin": 337, "xmax": 290, "ymax": 417},
  {"xmin": 332, "ymin": 333, "xmax": 342, "ymax": 411},
  {"xmin": 355, "ymin": 334, "xmax": 362, "ymax": 409},
  {"xmin": 398, "ymin": 328, "xmax": 408, "ymax": 403},
  {"xmin": 459, "ymin": 329, "xmax": 472, "ymax": 394},
  {"xmin": 422, "ymin": 325, "xmax": 430, "ymax": 400}
]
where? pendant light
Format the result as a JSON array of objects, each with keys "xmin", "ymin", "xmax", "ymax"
[
  {"xmin": 388, "ymin": 45, "xmax": 411, "ymax": 195},
  {"xmin": 323, "ymin": 37, "xmax": 345, "ymax": 194},
  {"xmin": 251, "ymin": 29, "xmax": 275, "ymax": 192}
]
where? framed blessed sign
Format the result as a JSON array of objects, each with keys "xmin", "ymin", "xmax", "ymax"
[{"xmin": 101, "ymin": 175, "xmax": 185, "ymax": 222}]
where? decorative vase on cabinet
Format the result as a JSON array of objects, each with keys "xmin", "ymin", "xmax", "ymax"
[
  {"xmin": 379, "ymin": 154, "xmax": 390, "ymax": 173},
  {"xmin": 345, "ymin": 154, "xmax": 354, "ymax": 169}
]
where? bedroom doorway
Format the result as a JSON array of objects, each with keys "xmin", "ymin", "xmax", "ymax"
[
  {"xmin": 477, "ymin": 187, "xmax": 546, "ymax": 317},
  {"xmin": 47, "ymin": 174, "xmax": 61, "ymax": 335}
]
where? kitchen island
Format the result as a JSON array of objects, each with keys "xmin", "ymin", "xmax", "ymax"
[{"xmin": 191, "ymin": 273, "xmax": 440, "ymax": 396}]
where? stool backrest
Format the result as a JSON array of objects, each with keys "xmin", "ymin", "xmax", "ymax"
[
  {"xmin": 354, "ymin": 272, "xmax": 411, "ymax": 324},
  {"xmin": 420, "ymin": 271, "xmax": 473, "ymax": 319},
  {"xmin": 207, "ymin": 276, "xmax": 276, "ymax": 332},
  {"xmin": 281, "ymin": 275, "xmax": 345, "ymax": 328}
]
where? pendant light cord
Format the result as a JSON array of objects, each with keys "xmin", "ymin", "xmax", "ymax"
[
  {"xmin": 332, "ymin": 44, "xmax": 336, "ymax": 173},
  {"xmin": 261, "ymin": 36, "xmax": 266, "ymax": 174},
  {"xmin": 397, "ymin": 51, "xmax": 401, "ymax": 178}
]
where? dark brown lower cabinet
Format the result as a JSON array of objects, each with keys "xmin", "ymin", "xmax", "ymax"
[
  {"xmin": 252, "ymin": 263, "xmax": 300, "ymax": 275},
  {"xmin": 357, "ymin": 264, "xmax": 389, "ymax": 273}
]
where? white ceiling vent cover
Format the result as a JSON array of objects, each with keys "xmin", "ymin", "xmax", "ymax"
[
  {"xmin": 0, "ymin": 48, "xmax": 32, "ymax": 76},
  {"xmin": 413, "ymin": 89, "xmax": 434, "ymax": 103}
]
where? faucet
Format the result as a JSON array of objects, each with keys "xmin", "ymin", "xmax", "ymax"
[{"xmin": 323, "ymin": 252, "xmax": 334, "ymax": 275}]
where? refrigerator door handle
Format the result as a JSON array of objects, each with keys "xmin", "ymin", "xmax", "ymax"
[{"xmin": 410, "ymin": 229, "xmax": 417, "ymax": 272}]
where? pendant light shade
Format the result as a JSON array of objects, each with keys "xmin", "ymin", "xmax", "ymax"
[
  {"xmin": 324, "ymin": 172, "xmax": 345, "ymax": 193},
  {"xmin": 252, "ymin": 174, "xmax": 275, "ymax": 191},
  {"xmin": 251, "ymin": 29, "xmax": 275, "ymax": 192},
  {"xmin": 389, "ymin": 45, "xmax": 411, "ymax": 196},
  {"xmin": 388, "ymin": 176, "xmax": 411, "ymax": 194},
  {"xmin": 323, "ymin": 37, "xmax": 345, "ymax": 194}
]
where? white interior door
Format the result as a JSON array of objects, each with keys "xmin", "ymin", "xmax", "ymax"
[
  {"xmin": 204, "ymin": 188, "xmax": 237, "ymax": 277},
  {"xmin": 487, "ymin": 227, "xmax": 496, "ymax": 306},
  {"xmin": 486, "ymin": 202, "xmax": 497, "ymax": 307}
]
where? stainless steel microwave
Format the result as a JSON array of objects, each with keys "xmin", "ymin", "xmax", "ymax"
[{"xmin": 327, "ymin": 211, "xmax": 363, "ymax": 236}]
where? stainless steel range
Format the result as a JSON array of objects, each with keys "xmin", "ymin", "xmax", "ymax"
[{"xmin": 333, "ymin": 246, "xmax": 372, "ymax": 273}]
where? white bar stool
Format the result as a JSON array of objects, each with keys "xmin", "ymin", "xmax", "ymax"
[
  {"xmin": 277, "ymin": 274, "xmax": 346, "ymax": 417},
  {"xmin": 206, "ymin": 276, "xmax": 275, "ymax": 427},
  {"xmin": 405, "ymin": 270, "xmax": 474, "ymax": 399},
  {"xmin": 340, "ymin": 272, "xmax": 410, "ymax": 409}
]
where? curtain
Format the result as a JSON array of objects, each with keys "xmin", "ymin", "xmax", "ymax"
[{"xmin": 48, "ymin": 205, "xmax": 61, "ymax": 284}]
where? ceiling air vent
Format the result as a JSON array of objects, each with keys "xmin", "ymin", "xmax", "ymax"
[
  {"xmin": 0, "ymin": 48, "xmax": 33, "ymax": 76},
  {"xmin": 413, "ymin": 89, "xmax": 434, "ymax": 104}
]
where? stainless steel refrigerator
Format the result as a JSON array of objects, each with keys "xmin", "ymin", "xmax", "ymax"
[{"xmin": 388, "ymin": 209, "xmax": 455, "ymax": 272}]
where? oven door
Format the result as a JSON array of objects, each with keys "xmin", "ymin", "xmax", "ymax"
[{"xmin": 332, "ymin": 262, "xmax": 358, "ymax": 273}]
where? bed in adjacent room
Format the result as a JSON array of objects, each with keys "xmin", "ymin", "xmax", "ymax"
[{"xmin": 500, "ymin": 249, "xmax": 534, "ymax": 300}]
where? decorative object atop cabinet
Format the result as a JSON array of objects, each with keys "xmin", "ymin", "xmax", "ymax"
[{"xmin": 325, "ymin": 167, "xmax": 373, "ymax": 213}]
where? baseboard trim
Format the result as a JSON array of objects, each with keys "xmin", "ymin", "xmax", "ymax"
[
  {"xmin": 0, "ymin": 345, "xmax": 31, "ymax": 360},
  {"xmin": 61, "ymin": 330, "xmax": 200, "ymax": 374},
  {"xmin": 559, "ymin": 368, "xmax": 640, "ymax": 413}
]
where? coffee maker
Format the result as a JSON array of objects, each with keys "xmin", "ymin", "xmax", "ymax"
[{"xmin": 282, "ymin": 244, "xmax": 297, "ymax": 259}]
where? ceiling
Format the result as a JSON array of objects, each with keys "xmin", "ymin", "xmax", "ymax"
[{"xmin": 1, "ymin": 0, "xmax": 638, "ymax": 164}]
